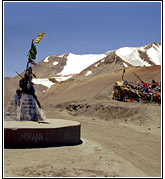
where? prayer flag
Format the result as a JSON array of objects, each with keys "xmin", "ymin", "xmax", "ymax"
[{"xmin": 35, "ymin": 33, "xmax": 45, "ymax": 43}]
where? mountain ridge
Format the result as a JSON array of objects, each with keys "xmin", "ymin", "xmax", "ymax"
[
  {"xmin": 29, "ymin": 42, "xmax": 161, "ymax": 87},
  {"xmin": 4, "ymin": 42, "xmax": 161, "ymax": 108}
]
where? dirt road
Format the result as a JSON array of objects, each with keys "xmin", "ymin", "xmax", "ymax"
[
  {"xmin": 4, "ymin": 114, "xmax": 161, "ymax": 177},
  {"xmin": 81, "ymin": 119, "xmax": 161, "ymax": 177}
]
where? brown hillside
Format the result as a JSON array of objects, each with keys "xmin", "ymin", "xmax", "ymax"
[{"xmin": 40, "ymin": 65, "xmax": 161, "ymax": 106}]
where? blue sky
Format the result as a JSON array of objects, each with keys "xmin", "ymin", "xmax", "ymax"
[{"xmin": 4, "ymin": 1, "xmax": 161, "ymax": 77}]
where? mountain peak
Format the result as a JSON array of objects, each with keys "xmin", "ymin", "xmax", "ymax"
[{"xmin": 31, "ymin": 42, "xmax": 161, "ymax": 88}]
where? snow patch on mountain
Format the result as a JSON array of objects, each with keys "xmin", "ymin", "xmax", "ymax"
[
  {"xmin": 146, "ymin": 44, "xmax": 161, "ymax": 65},
  {"xmin": 123, "ymin": 63, "xmax": 128, "ymax": 67},
  {"xmin": 58, "ymin": 53, "xmax": 106, "ymax": 76},
  {"xmin": 85, "ymin": 71, "xmax": 92, "ymax": 76},
  {"xmin": 43, "ymin": 56, "xmax": 50, "ymax": 63},
  {"xmin": 95, "ymin": 63, "xmax": 99, "ymax": 67},
  {"xmin": 115, "ymin": 43, "xmax": 161, "ymax": 66},
  {"xmin": 53, "ymin": 61, "xmax": 59, "ymax": 65},
  {"xmin": 32, "ymin": 78, "xmax": 54, "ymax": 88},
  {"xmin": 116, "ymin": 47, "xmax": 151, "ymax": 67},
  {"xmin": 52, "ymin": 75, "xmax": 73, "ymax": 82}
]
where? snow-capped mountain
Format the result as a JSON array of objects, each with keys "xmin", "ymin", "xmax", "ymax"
[
  {"xmin": 4, "ymin": 42, "xmax": 161, "ymax": 108},
  {"xmin": 31, "ymin": 42, "xmax": 161, "ymax": 88},
  {"xmin": 114, "ymin": 42, "xmax": 161, "ymax": 66},
  {"xmin": 57, "ymin": 53, "xmax": 106, "ymax": 76}
]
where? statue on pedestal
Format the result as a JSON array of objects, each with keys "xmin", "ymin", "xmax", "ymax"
[{"xmin": 5, "ymin": 33, "xmax": 46, "ymax": 121}]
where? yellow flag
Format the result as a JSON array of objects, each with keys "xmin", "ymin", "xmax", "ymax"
[
  {"xmin": 116, "ymin": 81, "xmax": 121, "ymax": 86},
  {"xmin": 35, "ymin": 33, "xmax": 45, "ymax": 43}
]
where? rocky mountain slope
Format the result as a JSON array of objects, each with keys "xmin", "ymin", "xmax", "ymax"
[
  {"xmin": 4, "ymin": 42, "xmax": 161, "ymax": 108},
  {"xmin": 30, "ymin": 42, "xmax": 161, "ymax": 88}
]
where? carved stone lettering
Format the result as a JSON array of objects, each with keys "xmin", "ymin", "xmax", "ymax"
[
  {"xmin": 21, "ymin": 132, "xmax": 44, "ymax": 143},
  {"xmin": 4, "ymin": 94, "xmax": 46, "ymax": 121}
]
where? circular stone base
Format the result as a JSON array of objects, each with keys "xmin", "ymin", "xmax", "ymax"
[{"xmin": 4, "ymin": 119, "xmax": 81, "ymax": 148}]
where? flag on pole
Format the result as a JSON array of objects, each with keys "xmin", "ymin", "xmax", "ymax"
[
  {"xmin": 35, "ymin": 33, "xmax": 45, "ymax": 43},
  {"xmin": 131, "ymin": 72, "xmax": 148, "ymax": 89}
]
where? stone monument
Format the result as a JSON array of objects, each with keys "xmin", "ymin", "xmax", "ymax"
[
  {"xmin": 5, "ymin": 38, "xmax": 45, "ymax": 121},
  {"xmin": 4, "ymin": 93, "xmax": 46, "ymax": 121},
  {"xmin": 4, "ymin": 34, "xmax": 81, "ymax": 148}
]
